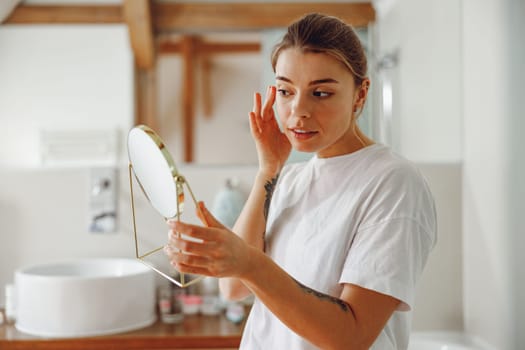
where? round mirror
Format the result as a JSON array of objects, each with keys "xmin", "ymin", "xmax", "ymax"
[
  {"xmin": 127, "ymin": 125, "xmax": 179, "ymax": 219},
  {"xmin": 127, "ymin": 125, "xmax": 203, "ymax": 288}
]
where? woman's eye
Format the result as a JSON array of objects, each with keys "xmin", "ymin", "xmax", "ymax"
[
  {"xmin": 313, "ymin": 91, "xmax": 332, "ymax": 97},
  {"xmin": 277, "ymin": 89, "xmax": 290, "ymax": 96}
]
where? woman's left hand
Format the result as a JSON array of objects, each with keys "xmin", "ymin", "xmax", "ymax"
[{"xmin": 164, "ymin": 202, "xmax": 253, "ymax": 278}]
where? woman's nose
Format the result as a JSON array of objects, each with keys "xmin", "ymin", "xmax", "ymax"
[{"xmin": 291, "ymin": 93, "xmax": 311, "ymax": 119}]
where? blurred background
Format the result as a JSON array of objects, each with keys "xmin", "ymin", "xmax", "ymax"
[{"xmin": 0, "ymin": 0, "xmax": 523, "ymax": 349}]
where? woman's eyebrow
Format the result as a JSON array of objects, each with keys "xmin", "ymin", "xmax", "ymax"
[
  {"xmin": 275, "ymin": 76, "xmax": 339, "ymax": 85},
  {"xmin": 309, "ymin": 78, "xmax": 339, "ymax": 85},
  {"xmin": 276, "ymin": 75, "xmax": 293, "ymax": 83}
]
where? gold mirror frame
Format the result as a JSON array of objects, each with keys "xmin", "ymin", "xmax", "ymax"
[{"xmin": 128, "ymin": 125, "xmax": 204, "ymax": 288}]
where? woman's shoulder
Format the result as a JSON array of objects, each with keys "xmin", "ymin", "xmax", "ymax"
[
  {"xmin": 359, "ymin": 145, "xmax": 437, "ymax": 237},
  {"xmin": 346, "ymin": 145, "xmax": 432, "ymax": 202},
  {"xmin": 364, "ymin": 145, "xmax": 424, "ymax": 181}
]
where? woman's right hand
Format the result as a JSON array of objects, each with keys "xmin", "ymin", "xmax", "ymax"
[{"xmin": 249, "ymin": 86, "xmax": 292, "ymax": 176}]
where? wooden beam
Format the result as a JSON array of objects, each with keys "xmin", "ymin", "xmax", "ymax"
[
  {"xmin": 123, "ymin": 0, "xmax": 155, "ymax": 70},
  {"xmin": 181, "ymin": 36, "xmax": 197, "ymax": 163},
  {"xmin": 198, "ymin": 42, "xmax": 261, "ymax": 54},
  {"xmin": 201, "ymin": 57, "xmax": 213, "ymax": 119},
  {"xmin": 159, "ymin": 38, "xmax": 262, "ymax": 160},
  {"xmin": 153, "ymin": 2, "xmax": 375, "ymax": 31},
  {"xmin": 4, "ymin": 5, "xmax": 122, "ymax": 24},
  {"xmin": 4, "ymin": 3, "xmax": 375, "ymax": 28},
  {"xmin": 159, "ymin": 40, "xmax": 261, "ymax": 55},
  {"xmin": 135, "ymin": 65, "xmax": 158, "ymax": 132}
]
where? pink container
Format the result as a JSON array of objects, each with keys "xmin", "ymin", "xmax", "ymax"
[{"xmin": 179, "ymin": 295, "xmax": 202, "ymax": 315}]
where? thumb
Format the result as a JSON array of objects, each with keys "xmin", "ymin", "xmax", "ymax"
[{"xmin": 196, "ymin": 201, "xmax": 226, "ymax": 229}]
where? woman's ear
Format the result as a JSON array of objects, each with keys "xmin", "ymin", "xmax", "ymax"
[{"xmin": 353, "ymin": 79, "xmax": 370, "ymax": 112}]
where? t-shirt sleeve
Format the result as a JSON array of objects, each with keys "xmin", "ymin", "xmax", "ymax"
[{"xmin": 339, "ymin": 165, "xmax": 437, "ymax": 311}]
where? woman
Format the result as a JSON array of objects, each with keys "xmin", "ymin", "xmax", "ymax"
[{"xmin": 165, "ymin": 13, "xmax": 436, "ymax": 349}]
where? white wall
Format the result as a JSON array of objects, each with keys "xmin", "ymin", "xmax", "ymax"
[
  {"xmin": 375, "ymin": 0, "xmax": 464, "ymax": 331},
  {"xmin": 411, "ymin": 164, "xmax": 463, "ymax": 331},
  {"xmin": 375, "ymin": 0, "xmax": 462, "ymax": 163},
  {"xmin": 0, "ymin": 25, "xmax": 134, "ymax": 168},
  {"xmin": 462, "ymin": 0, "xmax": 525, "ymax": 348}
]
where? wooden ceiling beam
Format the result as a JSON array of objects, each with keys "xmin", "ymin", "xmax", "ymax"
[
  {"xmin": 123, "ymin": 0, "xmax": 155, "ymax": 70},
  {"xmin": 159, "ymin": 40, "xmax": 261, "ymax": 55},
  {"xmin": 180, "ymin": 36, "xmax": 197, "ymax": 163},
  {"xmin": 5, "ymin": 3, "xmax": 375, "ymax": 28},
  {"xmin": 3, "ymin": 5, "xmax": 122, "ymax": 24},
  {"xmin": 153, "ymin": 2, "xmax": 375, "ymax": 31}
]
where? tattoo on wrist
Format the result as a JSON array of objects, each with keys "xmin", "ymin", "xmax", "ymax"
[
  {"xmin": 263, "ymin": 175, "xmax": 279, "ymax": 221},
  {"xmin": 293, "ymin": 278, "xmax": 351, "ymax": 313}
]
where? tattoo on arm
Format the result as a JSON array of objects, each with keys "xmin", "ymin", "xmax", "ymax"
[
  {"xmin": 262, "ymin": 231, "xmax": 267, "ymax": 252},
  {"xmin": 263, "ymin": 175, "xmax": 279, "ymax": 221},
  {"xmin": 262, "ymin": 175, "xmax": 279, "ymax": 252},
  {"xmin": 293, "ymin": 278, "xmax": 352, "ymax": 313}
]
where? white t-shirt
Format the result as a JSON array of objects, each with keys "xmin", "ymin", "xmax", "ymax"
[{"xmin": 240, "ymin": 144, "xmax": 437, "ymax": 350}]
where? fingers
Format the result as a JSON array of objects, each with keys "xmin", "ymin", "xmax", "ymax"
[
  {"xmin": 166, "ymin": 219, "xmax": 214, "ymax": 241},
  {"xmin": 252, "ymin": 86, "xmax": 276, "ymax": 123},
  {"xmin": 164, "ymin": 245, "xmax": 210, "ymax": 268},
  {"xmin": 252, "ymin": 91, "xmax": 262, "ymax": 116},
  {"xmin": 196, "ymin": 202, "xmax": 227, "ymax": 229},
  {"xmin": 195, "ymin": 201, "xmax": 209, "ymax": 226},
  {"xmin": 262, "ymin": 86, "xmax": 276, "ymax": 121},
  {"xmin": 251, "ymin": 92, "xmax": 263, "ymax": 133},
  {"xmin": 164, "ymin": 231, "xmax": 227, "ymax": 277},
  {"xmin": 164, "ymin": 246, "xmax": 213, "ymax": 276},
  {"xmin": 167, "ymin": 231, "xmax": 210, "ymax": 254},
  {"xmin": 174, "ymin": 264, "xmax": 210, "ymax": 276},
  {"xmin": 249, "ymin": 111, "xmax": 260, "ymax": 136}
]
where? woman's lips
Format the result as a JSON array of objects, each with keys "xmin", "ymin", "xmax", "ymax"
[{"xmin": 290, "ymin": 128, "xmax": 318, "ymax": 140}]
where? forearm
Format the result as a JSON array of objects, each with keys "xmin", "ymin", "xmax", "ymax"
[
  {"xmin": 232, "ymin": 171, "xmax": 277, "ymax": 248},
  {"xmin": 219, "ymin": 171, "xmax": 279, "ymax": 300},
  {"xmin": 241, "ymin": 247, "xmax": 366, "ymax": 350}
]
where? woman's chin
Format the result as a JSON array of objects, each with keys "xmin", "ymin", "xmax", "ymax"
[
  {"xmin": 292, "ymin": 145, "xmax": 317, "ymax": 154},
  {"xmin": 288, "ymin": 136, "xmax": 322, "ymax": 154}
]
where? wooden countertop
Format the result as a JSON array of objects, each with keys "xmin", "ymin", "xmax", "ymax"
[{"xmin": 0, "ymin": 312, "xmax": 245, "ymax": 350}]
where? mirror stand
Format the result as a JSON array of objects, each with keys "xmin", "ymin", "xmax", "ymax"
[{"xmin": 128, "ymin": 163, "xmax": 204, "ymax": 288}]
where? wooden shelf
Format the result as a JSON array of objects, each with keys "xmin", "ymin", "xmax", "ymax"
[{"xmin": 0, "ymin": 313, "xmax": 244, "ymax": 350}]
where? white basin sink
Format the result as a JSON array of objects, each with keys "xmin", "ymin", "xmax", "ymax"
[{"xmin": 15, "ymin": 258, "xmax": 156, "ymax": 338}]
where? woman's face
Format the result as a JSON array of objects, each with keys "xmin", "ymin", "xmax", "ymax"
[{"xmin": 274, "ymin": 48, "xmax": 365, "ymax": 158}]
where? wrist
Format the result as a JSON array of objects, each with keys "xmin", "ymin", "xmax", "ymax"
[
  {"xmin": 256, "ymin": 168, "xmax": 281, "ymax": 182},
  {"xmin": 239, "ymin": 245, "xmax": 264, "ymax": 282}
]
